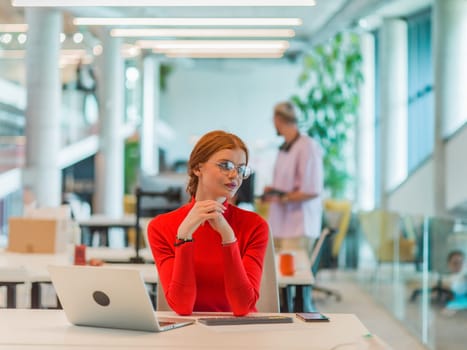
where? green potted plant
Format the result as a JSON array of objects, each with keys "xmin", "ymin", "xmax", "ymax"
[{"xmin": 292, "ymin": 32, "xmax": 363, "ymax": 198}]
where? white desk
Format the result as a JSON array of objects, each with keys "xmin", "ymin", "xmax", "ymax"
[
  {"xmin": 0, "ymin": 247, "xmax": 154, "ymax": 280},
  {"xmin": 0, "ymin": 248, "xmax": 156, "ymax": 308},
  {"xmin": 87, "ymin": 246, "xmax": 154, "ymax": 263},
  {"xmin": 1, "ymin": 247, "xmax": 311, "ymax": 311},
  {"xmin": 0, "ymin": 310, "xmax": 369, "ymax": 350},
  {"xmin": 77, "ymin": 215, "xmax": 136, "ymax": 227},
  {"xmin": 77, "ymin": 215, "xmax": 154, "ymax": 264},
  {"xmin": 276, "ymin": 249, "xmax": 315, "ymax": 313},
  {"xmin": 276, "ymin": 249, "xmax": 314, "ymax": 286},
  {"xmin": 77, "ymin": 214, "xmax": 137, "ymax": 247}
]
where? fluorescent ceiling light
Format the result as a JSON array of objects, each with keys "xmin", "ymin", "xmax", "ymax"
[
  {"xmin": 154, "ymin": 47, "xmax": 286, "ymax": 54},
  {"xmin": 0, "ymin": 24, "xmax": 28, "ymax": 32},
  {"xmin": 60, "ymin": 55, "xmax": 93, "ymax": 66},
  {"xmin": 137, "ymin": 40, "xmax": 289, "ymax": 50},
  {"xmin": 121, "ymin": 44, "xmax": 141, "ymax": 58},
  {"xmin": 14, "ymin": 1, "xmax": 315, "ymax": 7},
  {"xmin": 61, "ymin": 49, "xmax": 87, "ymax": 56},
  {"xmin": 165, "ymin": 52, "xmax": 284, "ymax": 59},
  {"xmin": 0, "ymin": 48, "xmax": 86, "ymax": 59},
  {"xmin": 74, "ymin": 17, "xmax": 302, "ymax": 26},
  {"xmin": 111, "ymin": 28, "xmax": 295, "ymax": 38}
]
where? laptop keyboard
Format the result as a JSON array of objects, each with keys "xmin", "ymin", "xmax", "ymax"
[{"xmin": 197, "ymin": 315, "xmax": 293, "ymax": 326}]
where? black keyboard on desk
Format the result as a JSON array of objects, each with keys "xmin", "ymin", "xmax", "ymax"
[{"xmin": 197, "ymin": 315, "xmax": 294, "ymax": 326}]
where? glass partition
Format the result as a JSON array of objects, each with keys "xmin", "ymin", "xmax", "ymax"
[
  {"xmin": 357, "ymin": 211, "xmax": 467, "ymax": 350},
  {"xmin": 0, "ymin": 189, "xmax": 23, "ymax": 248}
]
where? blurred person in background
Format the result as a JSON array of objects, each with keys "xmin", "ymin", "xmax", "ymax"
[{"xmin": 263, "ymin": 101, "xmax": 324, "ymax": 256}]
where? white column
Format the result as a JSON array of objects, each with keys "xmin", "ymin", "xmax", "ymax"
[
  {"xmin": 94, "ymin": 33, "xmax": 124, "ymax": 217},
  {"xmin": 379, "ymin": 18, "xmax": 408, "ymax": 208},
  {"xmin": 141, "ymin": 55, "xmax": 160, "ymax": 175},
  {"xmin": 356, "ymin": 32, "xmax": 375, "ymax": 210},
  {"xmin": 24, "ymin": 8, "xmax": 62, "ymax": 207},
  {"xmin": 433, "ymin": 0, "xmax": 467, "ymax": 216}
]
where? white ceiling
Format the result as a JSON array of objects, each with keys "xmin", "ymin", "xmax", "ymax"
[
  {"xmin": 0, "ymin": 0, "xmax": 432, "ymax": 84},
  {"xmin": 70, "ymin": 1, "xmax": 347, "ymax": 42},
  {"xmin": 0, "ymin": 0, "xmax": 433, "ymax": 44}
]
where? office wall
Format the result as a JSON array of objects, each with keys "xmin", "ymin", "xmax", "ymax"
[
  {"xmin": 388, "ymin": 124, "xmax": 467, "ymax": 216},
  {"xmin": 387, "ymin": 160, "xmax": 434, "ymax": 216},
  {"xmin": 160, "ymin": 58, "xmax": 302, "ymax": 191},
  {"xmin": 446, "ymin": 124, "xmax": 467, "ymax": 211}
]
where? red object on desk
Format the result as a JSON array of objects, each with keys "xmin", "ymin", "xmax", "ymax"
[
  {"xmin": 279, "ymin": 252, "xmax": 295, "ymax": 276},
  {"xmin": 74, "ymin": 245, "xmax": 86, "ymax": 265}
]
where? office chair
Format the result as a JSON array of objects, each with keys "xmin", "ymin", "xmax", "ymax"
[
  {"xmin": 359, "ymin": 209, "xmax": 416, "ymax": 264},
  {"xmin": 256, "ymin": 230, "xmax": 280, "ymax": 312},
  {"xmin": 410, "ymin": 276, "xmax": 454, "ymax": 305},
  {"xmin": 132, "ymin": 186, "xmax": 182, "ymax": 263},
  {"xmin": 324, "ymin": 199, "xmax": 353, "ymax": 262},
  {"xmin": 309, "ymin": 227, "xmax": 342, "ymax": 302},
  {"xmin": 410, "ymin": 217, "xmax": 460, "ymax": 306},
  {"xmin": 156, "ymin": 231, "xmax": 280, "ymax": 313},
  {"xmin": 156, "ymin": 281, "xmax": 171, "ymax": 311},
  {"xmin": 308, "ymin": 199, "xmax": 352, "ymax": 302}
]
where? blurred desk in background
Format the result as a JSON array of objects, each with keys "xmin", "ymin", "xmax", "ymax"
[
  {"xmin": 276, "ymin": 249, "xmax": 314, "ymax": 312},
  {"xmin": 0, "ymin": 247, "xmax": 155, "ymax": 309},
  {"xmin": 77, "ymin": 215, "xmax": 136, "ymax": 247}
]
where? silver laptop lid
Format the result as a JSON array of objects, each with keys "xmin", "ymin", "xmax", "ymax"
[{"xmin": 48, "ymin": 265, "xmax": 176, "ymax": 332}]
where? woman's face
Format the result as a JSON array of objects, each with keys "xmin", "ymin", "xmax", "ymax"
[{"xmin": 195, "ymin": 148, "xmax": 247, "ymax": 201}]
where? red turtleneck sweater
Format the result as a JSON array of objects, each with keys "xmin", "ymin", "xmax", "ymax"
[{"xmin": 147, "ymin": 199, "xmax": 269, "ymax": 316}]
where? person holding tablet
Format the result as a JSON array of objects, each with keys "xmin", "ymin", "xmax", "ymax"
[
  {"xmin": 147, "ymin": 130, "xmax": 269, "ymax": 316},
  {"xmin": 263, "ymin": 101, "xmax": 323, "ymax": 256}
]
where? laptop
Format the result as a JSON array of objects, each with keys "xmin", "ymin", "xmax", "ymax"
[{"xmin": 48, "ymin": 265, "xmax": 194, "ymax": 332}]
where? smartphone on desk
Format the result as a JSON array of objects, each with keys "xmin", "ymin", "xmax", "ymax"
[{"xmin": 296, "ymin": 312, "xmax": 329, "ymax": 322}]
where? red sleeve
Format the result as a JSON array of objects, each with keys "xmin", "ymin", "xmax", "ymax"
[
  {"xmin": 222, "ymin": 218, "xmax": 269, "ymax": 316},
  {"xmin": 147, "ymin": 215, "xmax": 197, "ymax": 315}
]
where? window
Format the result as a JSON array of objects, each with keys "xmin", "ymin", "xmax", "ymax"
[
  {"xmin": 374, "ymin": 29, "xmax": 381, "ymax": 207},
  {"xmin": 407, "ymin": 10, "xmax": 434, "ymax": 173}
]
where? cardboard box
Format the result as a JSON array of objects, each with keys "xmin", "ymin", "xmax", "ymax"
[{"xmin": 7, "ymin": 217, "xmax": 67, "ymax": 253}]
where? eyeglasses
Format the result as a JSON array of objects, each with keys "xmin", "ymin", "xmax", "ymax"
[{"xmin": 213, "ymin": 160, "xmax": 252, "ymax": 179}]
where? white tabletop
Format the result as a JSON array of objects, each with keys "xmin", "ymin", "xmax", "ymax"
[
  {"xmin": 0, "ymin": 310, "xmax": 369, "ymax": 350},
  {"xmin": 0, "ymin": 247, "xmax": 155, "ymax": 283},
  {"xmin": 87, "ymin": 246, "xmax": 154, "ymax": 263},
  {"xmin": 1, "ymin": 246, "xmax": 311, "ymax": 288},
  {"xmin": 77, "ymin": 214, "xmax": 136, "ymax": 227}
]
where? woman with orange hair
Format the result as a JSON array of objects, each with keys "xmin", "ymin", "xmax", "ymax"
[{"xmin": 147, "ymin": 130, "xmax": 269, "ymax": 316}]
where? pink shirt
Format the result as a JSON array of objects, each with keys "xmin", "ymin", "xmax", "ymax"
[{"xmin": 268, "ymin": 134, "xmax": 323, "ymax": 239}]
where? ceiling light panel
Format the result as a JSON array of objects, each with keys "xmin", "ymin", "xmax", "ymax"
[
  {"xmin": 14, "ymin": 0, "xmax": 315, "ymax": 7},
  {"xmin": 0, "ymin": 24, "xmax": 28, "ymax": 32},
  {"xmin": 0, "ymin": 50, "xmax": 25, "ymax": 59},
  {"xmin": 165, "ymin": 52, "xmax": 284, "ymax": 59},
  {"xmin": 0, "ymin": 49, "xmax": 87, "ymax": 59},
  {"xmin": 137, "ymin": 40, "xmax": 289, "ymax": 50},
  {"xmin": 111, "ymin": 28, "xmax": 295, "ymax": 38},
  {"xmin": 74, "ymin": 18, "xmax": 302, "ymax": 26},
  {"xmin": 154, "ymin": 48, "xmax": 285, "ymax": 54}
]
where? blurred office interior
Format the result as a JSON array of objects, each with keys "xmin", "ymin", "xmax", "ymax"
[{"xmin": 1, "ymin": 0, "xmax": 467, "ymax": 349}]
